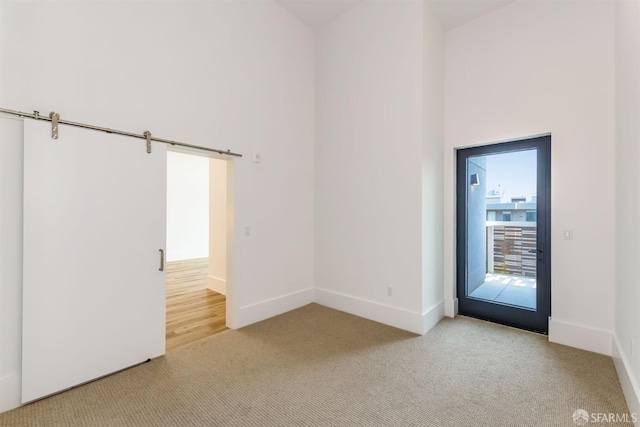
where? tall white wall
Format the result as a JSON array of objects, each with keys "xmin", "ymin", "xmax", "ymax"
[
  {"xmin": 445, "ymin": 0, "xmax": 616, "ymax": 354},
  {"xmin": 0, "ymin": 0, "xmax": 314, "ymax": 413},
  {"xmin": 422, "ymin": 4, "xmax": 445, "ymax": 329},
  {"xmin": 166, "ymin": 151, "xmax": 209, "ymax": 262},
  {"xmin": 315, "ymin": 0, "xmax": 444, "ymax": 334},
  {"xmin": 614, "ymin": 0, "xmax": 640, "ymax": 416}
]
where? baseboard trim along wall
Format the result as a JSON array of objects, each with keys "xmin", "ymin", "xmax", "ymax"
[
  {"xmin": 314, "ymin": 288, "xmax": 444, "ymax": 335},
  {"xmin": 444, "ymin": 297, "xmax": 458, "ymax": 318},
  {"xmin": 234, "ymin": 288, "xmax": 314, "ymax": 329},
  {"xmin": 165, "ymin": 251, "xmax": 209, "ymax": 263},
  {"xmin": 0, "ymin": 373, "xmax": 21, "ymax": 414},
  {"xmin": 422, "ymin": 301, "xmax": 445, "ymax": 334},
  {"xmin": 548, "ymin": 318, "xmax": 613, "ymax": 356},
  {"xmin": 613, "ymin": 335, "xmax": 640, "ymax": 422},
  {"xmin": 207, "ymin": 275, "xmax": 226, "ymax": 296}
]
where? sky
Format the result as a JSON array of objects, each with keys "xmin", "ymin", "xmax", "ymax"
[{"xmin": 484, "ymin": 149, "xmax": 537, "ymax": 202}]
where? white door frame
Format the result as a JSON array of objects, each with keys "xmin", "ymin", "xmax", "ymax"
[{"xmin": 167, "ymin": 147, "xmax": 237, "ymax": 330}]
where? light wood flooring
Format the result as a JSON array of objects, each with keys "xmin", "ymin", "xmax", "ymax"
[{"xmin": 166, "ymin": 258, "xmax": 227, "ymax": 351}]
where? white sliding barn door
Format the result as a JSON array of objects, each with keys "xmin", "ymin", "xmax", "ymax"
[{"xmin": 22, "ymin": 120, "xmax": 167, "ymax": 403}]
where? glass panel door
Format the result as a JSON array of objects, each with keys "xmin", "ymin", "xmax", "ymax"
[{"xmin": 457, "ymin": 136, "xmax": 551, "ymax": 333}]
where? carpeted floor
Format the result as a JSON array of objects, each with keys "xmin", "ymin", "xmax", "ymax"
[{"xmin": 0, "ymin": 304, "xmax": 632, "ymax": 426}]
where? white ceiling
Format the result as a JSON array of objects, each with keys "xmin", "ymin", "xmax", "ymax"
[
  {"xmin": 427, "ymin": 0, "xmax": 516, "ymax": 30},
  {"xmin": 274, "ymin": 0, "xmax": 362, "ymax": 30},
  {"xmin": 275, "ymin": 0, "xmax": 517, "ymax": 31}
]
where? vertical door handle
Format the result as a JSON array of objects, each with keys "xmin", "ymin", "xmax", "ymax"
[{"xmin": 159, "ymin": 249, "xmax": 165, "ymax": 271}]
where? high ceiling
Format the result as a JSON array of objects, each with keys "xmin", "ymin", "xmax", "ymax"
[
  {"xmin": 274, "ymin": 0, "xmax": 517, "ymax": 31},
  {"xmin": 427, "ymin": 0, "xmax": 516, "ymax": 30},
  {"xmin": 274, "ymin": 0, "xmax": 362, "ymax": 30}
]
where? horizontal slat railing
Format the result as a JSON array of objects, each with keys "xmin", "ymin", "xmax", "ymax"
[{"xmin": 488, "ymin": 223, "xmax": 537, "ymax": 277}]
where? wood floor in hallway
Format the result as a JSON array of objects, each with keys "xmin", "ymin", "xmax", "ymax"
[{"xmin": 166, "ymin": 258, "xmax": 227, "ymax": 351}]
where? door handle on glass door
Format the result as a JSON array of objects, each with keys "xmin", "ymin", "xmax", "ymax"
[
  {"xmin": 528, "ymin": 247, "xmax": 544, "ymax": 262},
  {"xmin": 159, "ymin": 249, "xmax": 165, "ymax": 271}
]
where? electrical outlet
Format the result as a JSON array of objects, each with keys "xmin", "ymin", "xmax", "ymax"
[
  {"xmin": 387, "ymin": 286, "xmax": 393, "ymax": 297},
  {"xmin": 244, "ymin": 226, "xmax": 251, "ymax": 237}
]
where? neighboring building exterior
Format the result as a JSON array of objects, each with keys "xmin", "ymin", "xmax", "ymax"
[{"xmin": 486, "ymin": 189, "xmax": 537, "ymax": 222}]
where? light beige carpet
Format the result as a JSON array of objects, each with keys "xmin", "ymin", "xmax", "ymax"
[{"xmin": 0, "ymin": 304, "xmax": 632, "ymax": 426}]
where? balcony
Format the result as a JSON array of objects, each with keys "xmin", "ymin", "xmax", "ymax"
[
  {"xmin": 469, "ymin": 273, "xmax": 536, "ymax": 309},
  {"xmin": 468, "ymin": 222, "xmax": 537, "ymax": 310}
]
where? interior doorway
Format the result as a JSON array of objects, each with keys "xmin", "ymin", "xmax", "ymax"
[
  {"xmin": 456, "ymin": 136, "xmax": 551, "ymax": 333},
  {"xmin": 165, "ymin": 150, "xmax": 231, "ymax": 350}
]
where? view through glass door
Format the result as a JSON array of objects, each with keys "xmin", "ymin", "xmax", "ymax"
[{"xmin": 457, "ymin": 136, "xmax": 551, "ymax": 333}]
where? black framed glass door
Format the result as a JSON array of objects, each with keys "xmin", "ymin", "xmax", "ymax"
[{"xmin": 456, "ymin": 136, "xmax": 551, "ymax": 333}]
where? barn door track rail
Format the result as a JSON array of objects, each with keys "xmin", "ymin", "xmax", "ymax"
[{"xmin": 0, "ymin": 107, "xmax": 242, "ymax": 157}]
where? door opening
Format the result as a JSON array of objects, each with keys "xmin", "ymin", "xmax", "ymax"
[
  {"xmin": 456, "ymin": 136, "xmax": 551, "ymax": 333},
  {"xmin": 165, "ymin": 150, "xmax": 232, "ymax": 350}
]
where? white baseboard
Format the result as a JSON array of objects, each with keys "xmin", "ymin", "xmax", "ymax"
[
  {"xmin": 165, "ymin": 251, "xmax": 208, "ymax": 262},
  {"xmin": 444, "ymin": 297, "xmax": 458, "ymax": 318},
  {"xmin": 0, "ymin": 373, "xmax": 21, "ymax": 414},
  {"xmin": 234, "ymin": 288, "xmax": 314, "ymax": 329},
  {"xmin": 314, "ymin": 288, "xmax": 437, "ymax": 335},
  {"xmin": 548, "ymin": 318, "xmax": 613, "ymax": 356},
  {"xmin": 422, "ymin": 301, "xmax": 445, "ymax": 334},
  {"xmin": 613, "ymin": 334, "xmax": 640, "ymax": 424},
  {"xmin": 207, "ymin": 275, "xmax": 226, "ymax": 295}
]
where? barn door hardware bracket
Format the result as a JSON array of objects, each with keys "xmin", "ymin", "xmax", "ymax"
[
  {"xmin": 144, "ymin": 130, "xmax": 152, "ymax": 154},
  {"xmin": 49, "ymin": 112, "xmax": 60, "ymax": 139}
]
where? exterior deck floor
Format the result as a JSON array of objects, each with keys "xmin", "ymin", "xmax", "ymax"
[{"xmin": 469, "ymin": 273, "xmax": 536, "ymax": 310}]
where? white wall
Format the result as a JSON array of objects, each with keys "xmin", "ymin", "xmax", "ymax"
[
  {"xmin": 0, "ymin": 0, "xmax": 315, "ymax": 413},
  {"xmin": 445, "ymin": 0, "xmax": 616, "ymax": 354},
  {"xmin": 166, "ymin": 151, "xmax": 209, "ymax": 262},
  {"xmin": 614, "ymin": 0, "xmax": 640, "ymax": 417},
  {"xmin": 315, "ymin": 0, "xmax": 445, "ymax": 334},
  {"xmin": 422, "ymin": 4, "xmax": 446, "ymax": 330}
]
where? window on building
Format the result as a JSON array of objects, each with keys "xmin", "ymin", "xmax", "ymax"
[
  {"xmin": 502, "ymin": 212, "xmax": 511, "ymax": 221},
  {"xmin": 526, "ymin": 211, "xmax": 536, "ymax": 222}
]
